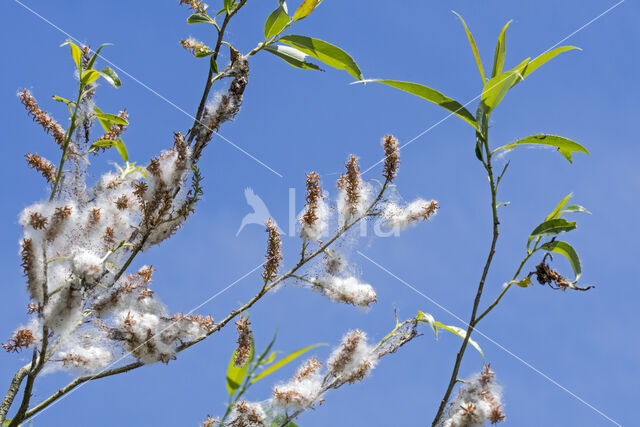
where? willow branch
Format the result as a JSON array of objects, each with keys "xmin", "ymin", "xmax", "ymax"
[
  {"xmin": 432, "ymin": 126, "xmax": 499, "ymax": 426},
  {"xmin": 23, "ymin": 180, "xmax": 391, "ymax": 420}
]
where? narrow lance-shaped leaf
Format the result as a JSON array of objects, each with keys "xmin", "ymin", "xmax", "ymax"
[
  {"xmin": 513, "ymin": 46, "xmax": 581, "ymax": 87},
  {"xmin": 86, "ymin": 43, "xmax": 113, "ymax": 70},
  {"xmin": 546, "ymin": 193, "xmax": 573, "ymax": 221},
  {"xmin": 480, "ymin": 58, "xmax": 529, "ymax": 115},
  {"xmin": 264, "ymin": 1, "xmax": 290, "ymax": 39},
  {"xmin": 100, "ymin": 66, "xmax": 121, "ymax": 88},
  {"xmin": 264, "ymin": 44, "xmax": 322, "ymax": 71},
  {"xmin": 491, "ymin": 20, "xmax": 512, "ymax": 78},
  {"xmin": 278, "ymin": 35, "xmax": 362, "ymax": 79},
  {"xmin": 292, "ymin": 0, "xmax": 320, "ymax": 21},
  {"xmin": 94, "ymin": 112, "xmax": 129, "ymax": 126},
  {"xmin": 530, "ymin": 218, "xmax": 577, "ymax": 238},
  {"xmin": 224, "ymin": 0, "xmax": 234, "ymax": 14},
  {"xmin": 417, "ymin": 310, "xmax": 438, "ymax": 337},
  {"xmin": 452, "ymin": 11, "xmax": 485, "ymax": 84},
  {"xmin": 435, "ymin": 322, "xmax": 484, "ymax": 359},
  {"xmin": 81, "ymin": 69, "xmax": 101, "ymax": 86},
  {"xmin": 115, "ymin": 139, "xmax": 129, "ymax": 163},
  {"xmin": 187, "ymin": 13, "xmax": 213, "ymax": 24},
  {"xmin": 361, "ymin": 79, "xmax": 479, "ymax": 132},
  {"xmin": 562, "ymin": 205, "xmax": 591, "ymax": 214},
  {"xmin": 494, "ymin": 134, "xmax": 589, "ymax": 163},
  {"xmin": 251, "ymin": 343, "xmax": 325, "ymax": 383},
  {"xmin": 61, "ymin": 40, "xmax": 83, "ymax": 73},
  {"xmin": 540, "ymin": 240, "xmax": 582, "ymax": 281}
]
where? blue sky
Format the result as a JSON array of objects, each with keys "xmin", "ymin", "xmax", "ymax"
[{"xmin": 1, "ymin": 0, "xmax": 638, "ymax": 426}]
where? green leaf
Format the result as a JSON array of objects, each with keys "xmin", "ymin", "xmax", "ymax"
[
  {"xmin": 264, "ymin": 2, "xmax": 290, "ymax": 39},
  {"xmin": 90, "ymin": 139, "xmax": 118, "ymax": 148},
  {"xmin": 226, "ymin": 335, "xmax": 254, "ymax": 396},
  {"xmin": 540, "ymin": 240, "xmax": 582, "ymax": 281},
  {"xmin": 251, "ymin": 343, "xmax": 325, "ymax": 384},
  {"xmin": 115, "ymin": 139, "xmax": 129, "ymax": 163},
  {"xmin": 278, "ymin": 35, "xmax": 362, "ymax": 79},
  {"xmin": 62, "ymin": 40, "xmax": 82, "ymax": 73},
  {"xmin": 52, "ymin": 95, "xmax": 73, "ymax": 105},
  {"xmin": 435, "ymin": 322, "xmax": 484, "ymax": 359},
  {"xmin": 81, "ymin": 69, "xmax": 101, "ymax": 86},
  {"xmin": 530, "ymin": 218, "xmax": 577, "ymax": 238},
  {"xmin": 99, "ymin": 66, "xmax": 121, "ymax": 88},
  {"xmin": 515, "ymin": 46, "xmax": 581, "ymax": 85},
  {"xmin": 546, "ymin": 193, "xmax": 573, "ymax": 221},
  {"xmin": 292, "ymin": 0, "xmax": 319, "ymax": 21},
  {"xmin": 494, "ymin": 134, "xmax": 589, "ymax": 163},
  {"xmin": 194, "ymin": 50, "xmax": 213, "ymax": 58},
  {"xmin": 480, "ymin": 61, "xmax": 527, "ymax": 115},
  {"xmin": 512, "ymin": 276, "xmax": 533, "ymax": 288},
  {"xmin": 361, "ymin": 79, "xmax": 479, "ymax": 132},
  {"xmin": 86, "ymin": 43, "xmax": 112, "ymax": 70},
  {"xmin": 417, "ymin": 310, "xmax": 438, "ymax": 337},
  {"xmin": 224, "ymin": 0, "xmax": 234, "ymax": 13},
  {"xmin": 452, "ymin": 11, "xmax": 485, "ymax": 84},
  {"xmin": 264, "ymin": 44, "xmax": 322, "ymax": 71},
  {"xmin": 187, "ymin": 13, "xmax": 212, "ymax": 24},
  {"xmin": 491, "ymin": 20, "xmax": 512, "ymax": 78},
  {"xmin": 562, "ymin": 204, "xmax": 591, "ymax": 214},
  {"xmin": 94, "ymin": 112, "xmax": 129, "ymax": 126}
]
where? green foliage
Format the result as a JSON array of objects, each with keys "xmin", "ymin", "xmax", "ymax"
[
  {"xmin": 530, "ymin": 218, "xmax": 577, "ymax": 239},
  {"xmin": 435, "ymin": 322, "xmax": 484, "ymax": 359},
  {"xmin": 494, "ymin": 134, "xmax": 589, "ymax": 163},
  {"xmin": 491, "ymin": 20, "xmax": 512, "ymax": 78},
  {"xmin": 361, "ymin": 79, "xmax": 479, "ymax": 131},
  {"xmin": 220, "ymin": 319, "xmax": 325, "ymax": 423},
  {"xmin": 251, "ymin": 343, "xmax": 325, "ymax": 383},
  {"xmin": 292, "ymin": 0, "xmax": 320, "ymax": 21},
  {"xmin": 99, "ymin": 66, "xmax": 122, "ymax": 88},
  {"xmin": 452, "ymin": 11, "xmax": 485, "ymax": 84},
  {"xmin": 278, "ymin": 35, "xmax": 362, "ymax": 79},
  {"xmin": 187, "ymin": 13, "xmax": 213, "ymax": 24},
  {"xmin": 61, "ymin": 40, "xmax": 82, "ymax": 73},
  {"xmin": 540, "ymin": 240, "xmax": 582, "ymax": 281},
  {"xmin": 516, "ymin": 46, "xmax": 581, "ymax": 85},
  {"xmin": 264, "ymin": 45, "xmax": 322, "ymax": 71},
  {"xmin": 480, "ymin": 59, "xmax": 528, "ymax": 115},
  {"xmin": 264, "ymin": 1, "xmax": 290, "ymax": 39},
  {"xmin": 416, "ymin": 311, "xmax": 483, "ymax": 358},
  {"xmin": 85, "ymin": 43, "xmax": 112, "ymax": 70}
]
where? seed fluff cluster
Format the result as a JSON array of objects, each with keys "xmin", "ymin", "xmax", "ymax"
[{"xmin": 440, "ymin": 365, "xmax": 506, "ymax": 426}]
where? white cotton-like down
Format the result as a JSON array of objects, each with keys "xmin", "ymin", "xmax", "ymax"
[
  {"xmin": 313, "ymin": 275, "xmax": 377, "ymax": 308},
  {"xmin": 272, "ymin": 371, "xmax": 324, "ymax": 410},
  {"xmin": 59, "ymin": 345, "xmax": 113, "ymax": 373},
  {"xmin": 226, "ymin": 401, "xmax": 267, "ymax": 427},
  {"xmin": 300, "ymin": 198, "xmax": 330, "ymax": 241},
  {"xmin": 337, "ymin": 180, "xmax": 373, "ymax": 223},
  {"xmin": 382, "ymin": 198, "xmax": 437, "ymax": 230},
  {"xmin": 327, "ymin": 330, "xmax": 377, "ymax": 382},
  {"xmin": 44, "ymin": 282, "xmax": 85, "ymax": 334},
  {"xmin": 440, "ymin": 370, "xmax": 505, "ymax": 427},
  {"xmin": 70, "ymin": 249, "xmax": 104, "ymax": 281}
]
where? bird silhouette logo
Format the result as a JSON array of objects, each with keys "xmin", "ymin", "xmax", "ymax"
[{"xmin": 236, "ymin": 187, "xmax": 276, "ymax": 236}]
